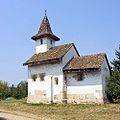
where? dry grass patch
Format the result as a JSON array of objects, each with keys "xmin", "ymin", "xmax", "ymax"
[{"xmin": 0, "ymin": 100, "xmax": 120, "ymax": 120}]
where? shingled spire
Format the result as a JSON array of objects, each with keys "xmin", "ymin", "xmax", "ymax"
[{"xmin": 31, "ymin": 14, "xmax": 60, "ymax": 41}]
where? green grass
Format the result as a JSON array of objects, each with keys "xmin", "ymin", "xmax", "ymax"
[{"xmin": 0, "ymin": 99, "xmax": 120, "ymax": 120}]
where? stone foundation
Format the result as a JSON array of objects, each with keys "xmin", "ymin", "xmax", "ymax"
[
  {"xmin": 27, "ymin": 90, "xmax": 104, "ymax": 104},
  {"xmin": 53, "ymin": 94, "xmax": 63, "ymax": 103},
  {"xmin": 27, "ymin": 90, "xmax": 49, "ymax": 103},
  {"xmin": 67, "ymin": 93, "xmax": 104, "ymax": 104}
]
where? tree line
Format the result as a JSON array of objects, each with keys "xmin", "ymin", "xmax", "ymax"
[{"xmin": 0, "ymin": 80, "xmax": 27, "ymax": 100}]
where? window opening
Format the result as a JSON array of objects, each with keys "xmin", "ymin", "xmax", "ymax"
[
  {"xmin": 54, "ymin": 77, "xmax": 58, "ymax": 85},
  {"xmin": 31, "ymin": 74, "xmax": 37, "ymax": 82},
  {"xmin": 77, "ymin": 72, "xmax": 84, "ymax": 81},
  {"xmin": 39, "ymin": 73, "xmax": 45, "ymax": 81},
  {"xmin": 41, "ymin": 39, "xmax": 43, "ymax": 44},
  {"xmin": 50, "ymin": 40, "xmax": 52, "ymax": 45}
]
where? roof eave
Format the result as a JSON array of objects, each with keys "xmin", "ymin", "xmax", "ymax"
[
  {"xmin": 31, "ymin": 34, "xmax": 60, "ymax": 41},
  {"xmin": 63, "ymin": 68, "xmax": 100, "ymax": 72},
  {"xmin": 23, "ymin": 58, "xmax": 62, "ymax": 66}
]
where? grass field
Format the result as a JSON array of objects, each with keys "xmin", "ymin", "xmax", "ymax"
[{"xmin": 0, "ymin": 99, "xmax": 120, "ymax": 120}]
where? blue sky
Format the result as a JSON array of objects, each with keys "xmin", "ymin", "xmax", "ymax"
[{"xmin": 0, "ymin": 0, "xmax": 120, "ymax": 84}]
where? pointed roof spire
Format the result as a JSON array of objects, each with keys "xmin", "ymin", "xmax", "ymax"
[{"xmin": 31, "ymin": 13, "xmax": 60, "ymax": 41}]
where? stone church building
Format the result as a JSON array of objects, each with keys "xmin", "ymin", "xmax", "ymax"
[{"xmin": 24, "ymin": 14, "xmax": 110, "ymax": 104}]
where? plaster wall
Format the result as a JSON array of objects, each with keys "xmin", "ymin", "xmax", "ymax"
[
  {"xmin": 100, "ymin": 58, "xmax": 110, "ymax": 101},
  {"xmin": 66, "ymin": 71, "xmax": 104, "ymax": 103},
  {"xmin": 35, "ymin": 37, "xmax": 55, "ymax": 53},
  {"xmin": 27, "ymin": 45, "xmax": 79, "ymax": 103},
  {"xmin": 27, "ymin": 63, "xmax": 63, "ymax": 103},
  {"xmin": 62, "ymin": 45, "xmax": 79, "ymax": 67}
]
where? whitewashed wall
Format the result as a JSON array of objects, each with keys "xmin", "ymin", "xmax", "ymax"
[
  {"xmin": 28, "ymin": 62, "xmax": 63, "ymax": 103},
  {"xmin": 66, "ymin": 57, "xmax": 110, "ymax": 103},
  {"xmin": 36, "ymin": 37, "xmax": 55, "ymax": 53},
  {"xmin": 62, "ymin": 45, "xmax": 79, "ymax": 67},
  {"xmin": 27, "ymin": 45, "xmax": 79, "ymax": 103},
  {"xmin": 101, "ymin": 58, "xmax": 110, "ymax": 101},
  {"xmin": 66, "ymin": 71, "xmax": 104, "ymax": 103}
]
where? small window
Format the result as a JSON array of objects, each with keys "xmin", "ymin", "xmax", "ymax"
[
  {"xmin": 31, "ymin": 74, "xmax": 37, "ymax": 82},
  {"xmin": 54, "ymin": 77, "xmax": 58, "ymax": 85},
  {"xmin": 73, "ymin": 72, "xmax": 84, "ymax": 81},
  {"xmin": 39, "ymin": 73, "xmax": 45, "ymax": 81},
  {"xmin": 43, "ymin": 93, "xmax": 46, "ymax": 97},
  {"xmin": 50, "ymin": 40, "xmax": 52, "ymax": 45},
  {"xmin": 77, "ymin": 72, "xmax": 84, "ymax": 81},
  {"xmin": 40, "ymin": 39, "xmax": 43, "ymax": 44}
]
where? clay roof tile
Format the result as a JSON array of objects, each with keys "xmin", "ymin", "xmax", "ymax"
[
  {"xmin": 31, "ymin": 15, "xmax": 60, "ymax": 41},
  {"xmin": 64, "ymin": 53, "xmax": 106, "ymax": 71},
  {"xmin": 24, "ymin": 43, "xmax": 73, "ymax": 66}
]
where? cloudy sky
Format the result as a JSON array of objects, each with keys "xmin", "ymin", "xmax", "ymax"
[{"xmin": 0, "ymin": 0, "xmax": 120, "ymax": 84}]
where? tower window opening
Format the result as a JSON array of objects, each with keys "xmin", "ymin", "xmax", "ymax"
[
  {"xmin": 41, "ymin": 39, "xmax": 43, "ymax": 44},
  {"xmin": 50, "ymin": 40, "xmax": 52, "ymax": 45}
]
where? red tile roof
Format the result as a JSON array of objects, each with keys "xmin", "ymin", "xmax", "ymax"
[
  {"xmin": 31, "ymin": 15, "xmax": 60, "ymax": 41},
  {"xmin": 64, "ymin": 53, "xmax": 106, "ymax": 71},
  {"xmin": 24, "ymin": 43, "xmax": 74, "ymax": 66}
]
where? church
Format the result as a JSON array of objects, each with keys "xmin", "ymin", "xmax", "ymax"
[{"xmin": 24, "ymin": 13, "xmax": 110, "ymax": 104}]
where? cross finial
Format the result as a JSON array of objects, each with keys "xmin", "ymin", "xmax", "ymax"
[{"xmin": 45, "ymin": 9, "xmax": 47, "ymax": 16}]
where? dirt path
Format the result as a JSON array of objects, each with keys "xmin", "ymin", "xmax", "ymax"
[
  {"xmin": 0, "ymin": 112, "xmax": 35, "ymax": 120},
  {"xmin": 0, "ymin": 109, "xmax": 49, "ymax": 120}
]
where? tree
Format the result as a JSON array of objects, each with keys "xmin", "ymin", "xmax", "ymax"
[
  {"xmin": 9, "ymin": 81, "xmax": 28, "ymax": 99},
  {"xmin": 13, "ymin": 81, "xmax": 28, "ymax": 99},
  {"xmin": 107, "ymin": 45, "xmax": 120, "ymax": 102},
  {"xmin": 10, "ymin": 84, "xmax": 18, "ymax": 98},
  {"xmin": 0, "ymin": 80, "xmax": 10, "ymax": 100},
  {"xmin": 17, "ymin": 81, "xmax": 28, "ymax": 99},
  {"xmin": 111, "ymin": 45, "xmax": 120, "ymax": 72}
]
